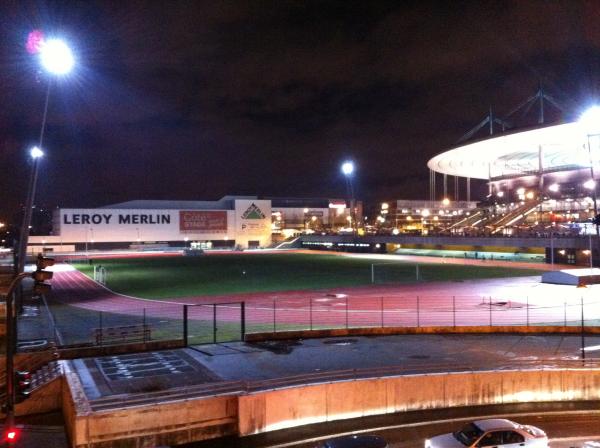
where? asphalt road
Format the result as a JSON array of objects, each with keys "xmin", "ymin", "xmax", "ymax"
[
  {"xmin": 9, "ymin": 404, "xmax": 600, "ymax": 448},
  {"xmin": 184, "ymin": 402, "xmax": 600, "ymax": 448}
]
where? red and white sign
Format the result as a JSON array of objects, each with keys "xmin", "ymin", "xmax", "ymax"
[{"xmin": 179, "ymin": 211, "xmax": 227, "ymax": 233}]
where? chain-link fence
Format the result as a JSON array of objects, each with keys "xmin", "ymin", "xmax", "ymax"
[
  {"xmin": 25, "ymin": 295, "xmax": 600, "ymax": 349},
  {"xmin": 241, "ymin": 295, "xmax": 598, "ymax": 331}
]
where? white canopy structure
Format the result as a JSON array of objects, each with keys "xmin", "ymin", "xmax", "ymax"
[{"xmin": 427, "ymin": 122, "xmax": 594, "ymax": 180}]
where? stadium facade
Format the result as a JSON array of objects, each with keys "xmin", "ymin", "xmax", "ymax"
[
  {"xmin": 27, "ymin": 196, "xmax": 357, "ymax": 253},
  {"xmin": 426, "ymin": 121, "xmax": 599, "ymax": 237}
]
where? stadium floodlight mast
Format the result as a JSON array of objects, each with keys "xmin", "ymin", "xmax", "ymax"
[
  {"xmin": 16, "ymin": 34, "xmax": 75, "ymax": 276},
  {"xmin": 40, "ymin": 38, "xmax": 75, "ymax": 75},
  {"xmin": 341, "ymin": 160, "xmax": 356, "ymax": 236},
  {"xmin": 579, "ymin": 106, "xmax": 600, "ymax": 267}
]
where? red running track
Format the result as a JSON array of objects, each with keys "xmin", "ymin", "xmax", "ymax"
[{"xmin": 48, "ymin": 265, "xmax": 600, "ymax": 329}]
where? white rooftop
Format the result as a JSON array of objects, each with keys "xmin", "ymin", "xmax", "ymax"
[{"xmin": 428, "ymin": 122, "xmax": 594, "ymax": 179}]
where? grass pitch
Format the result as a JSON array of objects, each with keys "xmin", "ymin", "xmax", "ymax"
[{"xmin": 73, "ymin": 253, "xmax": 544, "ymax": 300}]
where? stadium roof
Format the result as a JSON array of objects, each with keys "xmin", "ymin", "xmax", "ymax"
[{"xmin": 427, "ymin": 122, "xmax": 593, "ymax": 180}]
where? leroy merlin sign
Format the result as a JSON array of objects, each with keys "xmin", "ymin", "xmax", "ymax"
[
  {"xmin": 237, "ymin": 201, "xmax": 270, "ymax": 233},
  {"xmin": 241, "ymin": 203, "xmax": 266, "ymax": 219}
]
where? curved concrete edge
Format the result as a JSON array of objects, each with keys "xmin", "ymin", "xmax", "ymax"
[
  {"xmin": 62, "ymin": 366, "xmax": 600, "ymax": 447},
  {"xmin": 69, "ymin": 393, "xmax": 238, "ymax": 447},
  {"xmin": 62, "ymin": 360, "xmax": 92, "ymax": 447},
  {"xmin": 237, "ymin": 368, "xmax": 600, "ymax": 435},
  {"xmin": 57, "ymin": 338, "xmax": 184, "ymax": 360},
  {"xmin": 245, "ymin": 325, "xmax": 600, "ymax": 342}
]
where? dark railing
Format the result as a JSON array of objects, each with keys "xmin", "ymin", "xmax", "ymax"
[{"xmin": 28, "ymin": 295, "xmax": 600, "ymax": 349}]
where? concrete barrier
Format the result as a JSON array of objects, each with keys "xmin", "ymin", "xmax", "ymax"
[
  {"xmin": 57, "ymin": 338, "xmax": 185, "ymax": 360},
  {"xmin": 80, "ymin": 395, "xmax": 237, "ymax": 447},
  {"xmin": 59, "ymin": 358, "xmax": 600, "ymax": 446},
  {"xmin": 59, "ymin": 363, "xmax": 600, "ymax": 446},
  {"xmin": 245, "ymin": 325, "xmax": 600, "ymax": 342},
  {"xmin": 237, "ymin": 368, "xmax": 600, "ymax": 435},
  {"xmin": 62, "ymin": 358, "xmax": 238, "ymax": 447}
]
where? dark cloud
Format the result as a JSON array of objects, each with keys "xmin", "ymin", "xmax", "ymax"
[{"xmin": 1, "ymin": 0, "xmax": 600, "ymax": 223}]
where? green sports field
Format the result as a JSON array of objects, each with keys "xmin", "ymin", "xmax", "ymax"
[{"xmin": 73, "ymin": 253, "xmax": 545, "ymax": 300}]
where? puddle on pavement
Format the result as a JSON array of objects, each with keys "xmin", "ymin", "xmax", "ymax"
[
  {"xmin": 249, "ymin": 339, "xmax": 302, "ymax": 354},
  {"xmin": 323, "ymin": 338, "xmax": 358, "ymax": 346}
]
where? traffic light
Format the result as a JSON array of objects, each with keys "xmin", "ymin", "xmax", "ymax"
[
  {"xmin": 593, "ymin": 214, "xmax": 600, "ymax": 226},
  {"xmin": 14, "ymin": 371, "xmax": 31, "ymax": 403},
  {"xmin": 2, "ymin": 426, "xmax": 19, "ymax": 445},
  {"xmin": 31, "ymin": 253, "xmax": 54, "ymax": 295}
]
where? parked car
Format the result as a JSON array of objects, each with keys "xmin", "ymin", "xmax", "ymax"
[
  {"xmin": 425, "ymin": 419, "xmax": 548, "ymax": 448},
  {"xmin": 320, "ymin": 434, "xmax": 389, "ymax": 448}
]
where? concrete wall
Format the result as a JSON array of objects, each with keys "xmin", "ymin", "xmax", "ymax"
[
  {"xmin": 61, "ymin": 364, "xmax": 600, "ymax": 446},
  {"xmin": 14, "ymin": 376, "xmax": 62, "ymax": 417},
  {"xmin": 80, "ymin": 395, "xmax": 238, "ymax": 447},
  {"xmin": 62, "ymin": 360, "xmax": 238, "ymax": 447},
  {"xmin": 237, "ymin": 368, "xmax": 600, "ymax": 435},
  {"xmin": 244, "ymin": 325, "xmax": 600, "ymax": 343}
]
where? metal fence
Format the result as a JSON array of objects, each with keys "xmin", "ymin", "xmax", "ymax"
[
  {"xmin": 184, "ymin": 302, "xmax": 245, "ymax": 345},
  {"xmin": 240, "ymin": 295, "xmax": 598, "ymax": 332},
  {"xmin": 27, "ymin": 295, "xmax": 600, "ymax": 349}
]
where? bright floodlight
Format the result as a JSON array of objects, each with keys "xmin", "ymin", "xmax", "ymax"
[
  {"xmin": 30, "ymin": 146, "xmax": 44, "ymax": 159},
  {"xmin": 40, "ymin": 38, "xmax": 74, "ymax": 75},
  {"xmin": 584, "ymin": 179, "xmax": 596, "ymax": 190},
  {"xmin": 579, "ymin": 105, "xmax": 600, "ymax": 135},
  {"xmin": 341, "ymin": 161, "xmax": 354, "ymax": 176},
  {"xmin": 548, "ymin": 183, "xmax": 560, "ymax": 192}
]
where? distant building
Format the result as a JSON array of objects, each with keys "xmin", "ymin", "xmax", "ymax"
[
  {"xmin": 27, "ymin": 195, "xmax": 356, "ymax": 253},
  {"xmin": 373, "ymin": 199, "xmax": 478, "ymax": 235}
]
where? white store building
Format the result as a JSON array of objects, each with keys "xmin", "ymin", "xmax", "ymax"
[
  {"xmin": 28, "ymin": 196, "xmax": 272, "ymax": 253},
  {"xmin": 27, "ymin": 196, "xmax": 354, "ymax": 254}
]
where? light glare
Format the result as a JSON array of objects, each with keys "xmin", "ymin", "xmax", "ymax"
[
  {"xmin": 30, "ymin": 146, "xmax": 44, "ymax": 159},
  {"xmin": 579, "ymin": 105, "xmax": 600, "ymax": 135},
  {"xmin": 584, "ymin": 179, "xmax": 596, "ymax": 190},
  {"xmin": 341, "ymin": 161, "xmax": 354, "ymax": 176},
  {"xmin": 40, "ymin": 39, "xmax": 74, "ymax": 75}
]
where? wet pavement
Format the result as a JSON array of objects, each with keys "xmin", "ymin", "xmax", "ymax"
[
  {"xmin": 69, "ymin": 333, "xmax": 600, "ymax": 400},
  {"xmin": 6, "ymin": 326, "xmax": 600, "ymax": 448}
]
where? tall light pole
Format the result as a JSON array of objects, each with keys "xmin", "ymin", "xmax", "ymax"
[
  {"xmin": 341, "ymin": 161, "xmax": 356, "ymax": 236},
  {"xmin": 16, "ymin": 36, "xmax": 74, "ymax": 274},
  {"xmin": 579, "ymin": 106, "xmax": 600, "ymax": 268}
]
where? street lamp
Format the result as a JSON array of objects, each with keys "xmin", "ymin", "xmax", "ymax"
[
  {"xmin": 39, "ymin": 38, "xmax": 75, "ymax": 75},
  {"xmin": 579, "ymin": 106, "xmax": 600, "ymax": 267},
  {"xmin": 10, "ymin": 38, "xmax": 75, "ymax": 438},
  {"xmin": 16, "ymin": 35, "xmax": 74, "ymax": 275},
  {"xmin": 341, "ymin": 160, "xmax": 356, "ymax": 235},
  {"xmin": 16, "ymin": 146, "xmax": 44, "ymax": 274}
]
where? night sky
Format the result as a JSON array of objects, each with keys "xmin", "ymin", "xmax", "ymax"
[{"xmin": 2, "ymin": 1, "xmax": 600, "ymax": 224}]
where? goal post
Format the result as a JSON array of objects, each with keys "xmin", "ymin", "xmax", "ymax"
[
  {"xmin": 94, "ymin": 266, "xmax": 108, "ymax": 285},
  {"xmin": 370, "ymin": 262, "xmax": 421, "ymax": 284}
]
